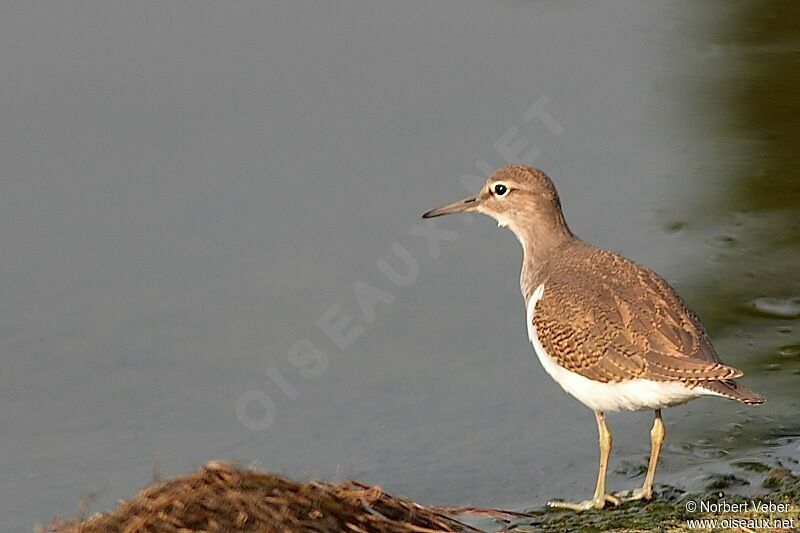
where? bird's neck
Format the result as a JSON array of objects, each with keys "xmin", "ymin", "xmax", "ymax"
[{"xmin": 510, "ymin": 209, "xmax": 574, "ymax": 301}]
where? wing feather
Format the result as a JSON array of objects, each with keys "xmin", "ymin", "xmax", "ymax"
[{"xmin": 532, "ymin": 246, "xmax": 744, "ymax": 384}]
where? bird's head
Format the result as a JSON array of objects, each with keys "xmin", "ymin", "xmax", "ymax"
[{"xmin": 422, "ymin": 164, "xmax": 569, "ymax": 246}]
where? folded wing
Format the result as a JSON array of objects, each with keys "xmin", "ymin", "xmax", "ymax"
[{"xmin": 532, "ymin": 248, "xmax": 743, "ymax": 384}]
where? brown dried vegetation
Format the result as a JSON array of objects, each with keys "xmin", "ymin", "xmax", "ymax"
[{"xmin": 46, "ymin": 462, "xmax": 476, "ymax": 533}]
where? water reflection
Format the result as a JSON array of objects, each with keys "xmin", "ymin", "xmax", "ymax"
[{"xmin": 662, "ymin": 0, "xmax": 800, "ymax": 467}]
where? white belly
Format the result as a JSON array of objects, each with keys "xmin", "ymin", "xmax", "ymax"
[{"xmin": 526, "ymin": 284, "xmax": 704, "ymax": 412}]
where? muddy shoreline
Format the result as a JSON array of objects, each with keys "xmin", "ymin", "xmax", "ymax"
[{"xmin": 46, "ymin": 459, "xmax": 799, "ymax": 533}]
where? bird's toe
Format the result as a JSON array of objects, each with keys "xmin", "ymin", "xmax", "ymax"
[
  {"xmin": 613, "ymin": 487, "xmax": 653, "ymax": 503},
  {"xmin": 547, "ymin": 493, "xmax": 620, "ymax": 511}
]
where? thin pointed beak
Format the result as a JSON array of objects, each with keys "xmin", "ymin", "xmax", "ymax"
[{"xmin": 422, "ymin": 195, "xmax": 481, "ymax": 219}]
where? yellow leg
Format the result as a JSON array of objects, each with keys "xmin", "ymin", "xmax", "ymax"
[
  {"xmin": 616, "ymin": 409, "xmax": 665, "ymax": 502},
  {"xmin": 548, "ymin": 411, "xmax": 621, "ymax": 511}
]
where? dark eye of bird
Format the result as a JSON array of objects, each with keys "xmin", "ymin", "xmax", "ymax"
[{"xmin": 494, "ymin": 183, "xmax": 508, "ymax": 196}]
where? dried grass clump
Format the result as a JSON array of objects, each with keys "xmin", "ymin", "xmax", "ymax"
[{"xmin": 46, "ymin": 462, "xmax": 475, "ymax": 533}]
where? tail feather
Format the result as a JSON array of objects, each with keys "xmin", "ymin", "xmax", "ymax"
[{"xmin": 700, "ymin": 379, "xmax": 765, "ymax": 405}]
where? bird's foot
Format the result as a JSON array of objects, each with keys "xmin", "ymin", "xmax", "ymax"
[
  {"xmin": 612, "ymin": 486, "xmax": 653, "ymax": 503},
  {"xmin": 547, "ymin": 493, "xmax": 620, "ymax": 511}
]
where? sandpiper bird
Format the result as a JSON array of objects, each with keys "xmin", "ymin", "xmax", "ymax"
[{"xmin": 422, "ymin": 164, "xmax": 764, "ymax": 511}]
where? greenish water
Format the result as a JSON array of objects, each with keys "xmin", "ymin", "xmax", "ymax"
[
  {"xmin": 0, "ymin": 1, "xmax": 798, "ymax": 531},
  {"xmin": 667, "ymin": 0, "xmax": 800, "ymax": 454}
]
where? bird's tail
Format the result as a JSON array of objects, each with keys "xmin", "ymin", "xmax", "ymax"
[{"xmin": 701, "ymin": 379, "xmax": 765, "ymax": 405}]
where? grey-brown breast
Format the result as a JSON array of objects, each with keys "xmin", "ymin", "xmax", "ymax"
[{"xmin": 532, "ymin": 243, "xmax": 743, "ymax": 384}]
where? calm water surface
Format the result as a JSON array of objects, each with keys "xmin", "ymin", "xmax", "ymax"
[{"xmin": 0, "ymin": 1, "xmax": 798, "ymax": 530}]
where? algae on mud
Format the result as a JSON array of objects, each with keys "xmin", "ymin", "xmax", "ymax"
[{"xmin": 504, "ymin": 467, "xmax": 800, "ymax": 532}]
